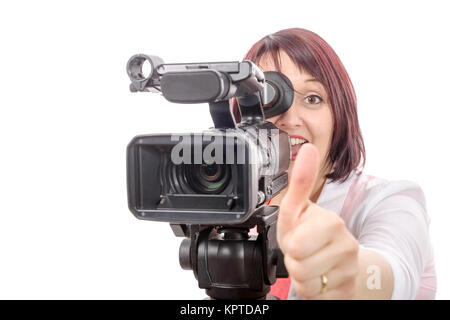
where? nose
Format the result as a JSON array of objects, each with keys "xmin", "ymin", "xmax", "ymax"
[{"xmin": 274, "ymin": 105, "xmax": 303, "ymax": 129}]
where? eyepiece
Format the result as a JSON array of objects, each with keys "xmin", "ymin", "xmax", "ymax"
[{"xmin": 261, "ymin": 71, "xmax": 294, "ymax": 118}]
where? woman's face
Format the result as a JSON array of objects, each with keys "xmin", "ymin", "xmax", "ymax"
[{"xmin": 257, "ymin": 50, "xmax": 334, "ymax": 195}]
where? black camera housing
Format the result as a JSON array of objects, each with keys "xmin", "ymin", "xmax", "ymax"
[
  {"xmin": 127, "ymin": 124, "xmax": 289, "ymax": 225},
  {"xmin": 126, "ymin": 55, "xmax": 293, "ymax": 299}
]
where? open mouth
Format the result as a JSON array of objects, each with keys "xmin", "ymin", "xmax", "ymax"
[{"xmin": 289, "ymin": 136, "xmax": 309, "ymax": 160}]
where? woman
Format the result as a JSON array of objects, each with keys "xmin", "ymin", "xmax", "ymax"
[{"xmin": 234, "ymin": 28, "xmax": 436, "ymax": 299}]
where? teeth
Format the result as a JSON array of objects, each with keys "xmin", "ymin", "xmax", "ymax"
[{"xmin": 290, "ymin": 137, "xmax": 307, "ymax": 145}]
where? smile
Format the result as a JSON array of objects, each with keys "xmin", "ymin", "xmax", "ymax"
[{"xmin": 289, "ymin": 135, "xmax": 309, "ymax": 161}]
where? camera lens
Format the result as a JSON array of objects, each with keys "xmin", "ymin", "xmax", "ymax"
[
  {"xmin": 199, "ymin": 163, "xmax": 221, "ymax": 181},
  {"xmin": 185, "ymin": 162, "xmax": 230, "ymax": 194}
]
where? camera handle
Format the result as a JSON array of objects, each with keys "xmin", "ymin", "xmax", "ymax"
[
  {"xmin": 209, "ymin": 91, "xmax": 265, "ymax": 129},
  {"xmin": 178, "ymin": 205, "xmax": 288, "ymax": 300}
]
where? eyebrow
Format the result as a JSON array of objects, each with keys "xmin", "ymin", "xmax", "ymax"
[
  {"xmin": 294, "ymin": 78, "xmax": 327, "ymax": 97},
  {"xmin": 296, "ymin": 78, "xmax": 323, "ymax": 90}
]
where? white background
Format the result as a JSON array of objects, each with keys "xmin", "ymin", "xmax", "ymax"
[{"xmin": 0, "ymin": 0, "xmax": 448, "ymax": 299}]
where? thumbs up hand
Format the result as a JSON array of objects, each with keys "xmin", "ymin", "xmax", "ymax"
[{"xmin": 276, "ymin": 143, "xmax": 360, "ymax": 299}]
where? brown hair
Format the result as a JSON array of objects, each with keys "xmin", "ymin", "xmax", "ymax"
[{"xmin": 233, "ymin": 28, "xmax": 366, "ymax": 183}]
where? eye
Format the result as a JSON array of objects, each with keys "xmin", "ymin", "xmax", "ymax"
[{"xmin": 304, "ymin": 94, "xmax": 323, "ymax": 105}]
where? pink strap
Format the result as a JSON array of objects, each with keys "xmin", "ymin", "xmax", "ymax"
[
  {"xmin": 340, "ymin": 171, "xmax": 371, "ymax": 224},
  {"xmin": 269, "ymin": 277, "xmax": 291, "ymax": 300}
]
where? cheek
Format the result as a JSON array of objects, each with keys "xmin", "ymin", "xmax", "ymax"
[
  {"xmin": 310, "ymin": 118, "xmax": 332, "ymax": 143},
  {"xmin": 309, "ymin": 111, "xmax": 333, "ymax": 162}
]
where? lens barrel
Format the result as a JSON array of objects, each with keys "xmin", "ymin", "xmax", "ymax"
[{"xmin": 184, "ymin": 163, "xmax": 231, "ymax": 194}]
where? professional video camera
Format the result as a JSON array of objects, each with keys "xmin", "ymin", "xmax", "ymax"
[{"xmin": 126, "ymin": 54, "xmax": 295, "ymax": 299}]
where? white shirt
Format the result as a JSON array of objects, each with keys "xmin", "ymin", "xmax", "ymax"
[{"xmin": 288, "ymin": 170, "xmax": 436, "ymax": 300}]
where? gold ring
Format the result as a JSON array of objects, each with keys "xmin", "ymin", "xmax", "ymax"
[{"xmin": 320, "ymin": 274, "xmax": 328, "ymax": 294}]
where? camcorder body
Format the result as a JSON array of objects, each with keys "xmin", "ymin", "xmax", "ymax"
[{"xmin": 126, "ymin": 54, "xmax": 294, "ymax": 299}]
